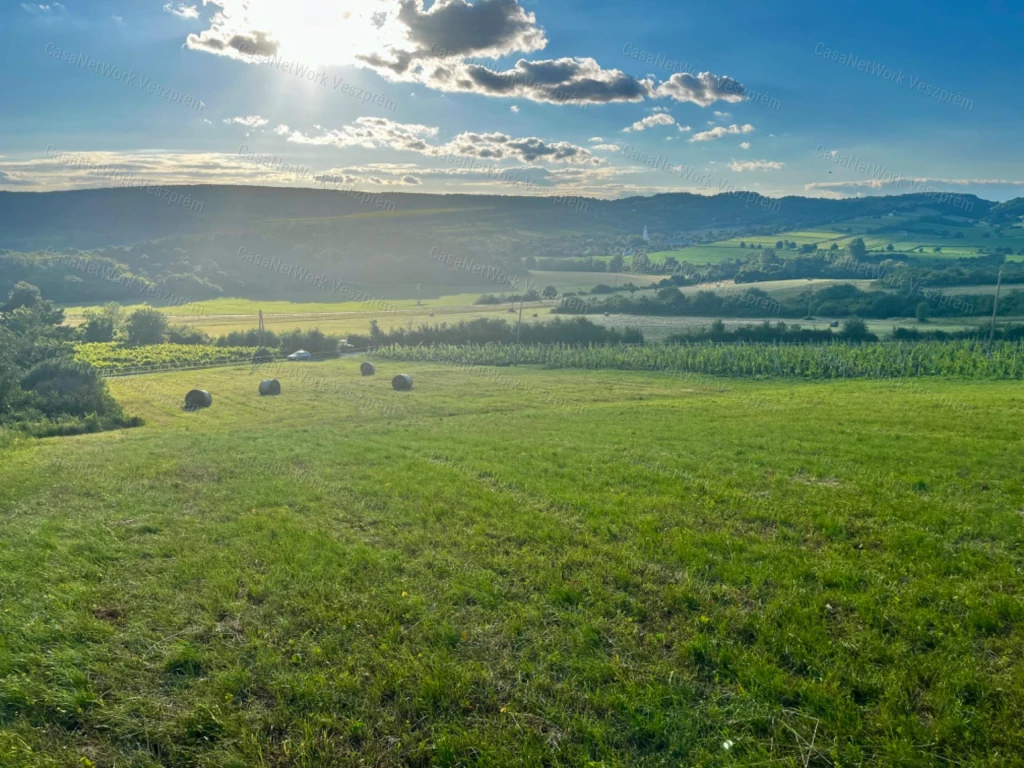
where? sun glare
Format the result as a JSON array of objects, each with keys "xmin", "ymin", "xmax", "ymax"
[{"xmin": 231, "ymin": 0, "xmax": 407, "ymax": 66}]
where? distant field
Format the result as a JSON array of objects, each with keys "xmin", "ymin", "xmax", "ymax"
[
  {"xmin": 2, "ymin": 361, "xmax": 1023, "ymax": 765},
  {"xmin": 688, "ymin": 219, "xmax": 1024, "ymax": 262},
  {"xmin": 65, "ymin": 293, "xmax": 491, "ymax": 320},
  {"xmin": 584, "ymin": 313, "xmax": 974, "ymax": 340},
  {"xmin": 645, "ymin": 246, "xmax": 748, "ymax": 265},
  {"xmin": 528, "ymin": 270, "xmax": 664, "ymax": 291}
]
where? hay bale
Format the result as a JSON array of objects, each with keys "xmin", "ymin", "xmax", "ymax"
[
  {"xmin": 184, "ymin": 389, "xmax": 212, "ymax": 410},
  {"xmin": 392, "ymin": 374, "xmax": 413, "ymax": 391},
  {"xmin": 259, "ymin": 379, "xmax": 281, "ymax": 396},
  {"xmin": 360, "ymin": 361, "xmax": 376, "ymax": 376}
]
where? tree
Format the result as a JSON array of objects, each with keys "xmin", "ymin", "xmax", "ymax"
[
  {"xmin": 886, "ymin": 243, "xmax": 895, "ymax": 252},
  {"xmin": 848, "ymin": 238, "xmax": 867, "ymax": 261},
  {"xmin": 829, "ymin": 243, "xmax": 839, "ymax": 252},
  {"xmin": 839, "ymin": 317, "xmax": 876, "ymax": 342},
  {"xmin": 775, "ymin": 241, "xmax": 785, "ymax": 250},
  {"xmin": 608, "ymin": 253, "xmax": 624, "ymax": 272},
  {"xmin": 657, "ymin": 286, "xmax": 682, "ymax": 302},
  {"xmin": 542, "ymin": 285, "xmax": 558, "ymax": 301},
  {"xmin": 1, "ymin": 282, "xmax": 65, "ymax": 328},
  {"xmin": 81, "ymin": 302, "xmax": 122, "ymax": 343},
  {"xmin": 124, "ymin": 307, "xmax": 168, "ymax": 346},
  {"xmin": 2, "ymin": 282, "xmax": 43, "ymax": 313},
  {"xmin": 915, "ymin": 301, "xmax": 931, "ymax": 323}
]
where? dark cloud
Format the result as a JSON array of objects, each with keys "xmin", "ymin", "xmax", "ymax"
[
  {"xmin": 416, "ymin": 57, "xmax": 651, "ymax": 104},
  {"xmin": 437, "ymin": 131, "xmax": 599, "ymax": 163},
  {"xmin": 399, "ymin": 0, "xmax": 545, "ymax": 58}
]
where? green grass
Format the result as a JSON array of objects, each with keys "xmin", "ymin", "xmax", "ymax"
[{"xmin": 1, "ymin": 360, "xmax": 1023, "ymax": 766}]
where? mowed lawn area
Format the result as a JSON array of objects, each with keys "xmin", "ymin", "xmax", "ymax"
[{"xmin": 1, "ymin": 361, "xmax": 1022, "ymax": 766}]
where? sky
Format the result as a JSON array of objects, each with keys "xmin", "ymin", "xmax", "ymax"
[{"xmin": 1, "ymin": 0, "xmax": 1022, "ymax": 201}]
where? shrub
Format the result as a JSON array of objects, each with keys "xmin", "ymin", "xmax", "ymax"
[
  {"xmin": 166, "ymin": 325, "xmax": 212, "ymax": 345},
  {"xmin": 125, "ymin": 308, "xmax": 169, "ymax": 346}
]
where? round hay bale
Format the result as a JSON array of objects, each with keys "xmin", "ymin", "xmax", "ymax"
[
  {"xmin": 360, "ymin": 361, "xmax": 376, "ymax": 376},
  {"xmin": 259, "ymin": 379, "xmax": 281, "ymax": 396},
  {"xmin": 184, "ymin": 389, "xmax": 212, "ymax": 410},
  {"xmin": 392, "ymin": 374, "xmax": 413, "ymax": 391}
]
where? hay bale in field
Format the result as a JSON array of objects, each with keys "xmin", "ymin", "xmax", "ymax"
[
  {"xmin": 184, "ymin": 389, "xmax": 212, "ymax": 410},
  {"xmin": 360, "ymin": 361, "xmax": 376, "ymax": 376},
  {"xmin": 259, "ymin": 379, "xmax": 281, "ymax": 396},
  {"xmin": 392, "ymin": 374, "xmax": 413, "ymax": 391}
]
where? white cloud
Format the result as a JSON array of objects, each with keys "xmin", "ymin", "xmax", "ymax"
[
  {"xmin": 623, "ymin": 112, "xmax": 677, "ymax": 132},
  {"xmin": 713, "ymin": 110, "xmax": 731, "ymax": 118},
  {"xmin": 223, "ymin": 115, "xmax": 269, "ymax": 128},
  {"xmin": 739, "ymin": 141, "xmax": 751, "ymax": 149},
  {"xmin": 678, "ymin": 125, "xmax": 691, "ymax": 132},
  {"xmin": 163, "ymin": 3, "xmax": 200, "ymax": 19},
  {"xmin": 21, "ymin": 2, "xmax": 66, "ymax": 13},
  {"xmin": 655, "ymin": 71, "xmax": 746, "ymax": 106},
  {"xmin": 588, "ymin": 137, "xmax": 603, "ymax": 143},
  {"xmin": 277, "ymin": 117, "xmax": 599, "ymax": 165},
  {"xmin": 690, "ymin": 123, "xmax": 755, "ymax": 142},
  {"xmin": 591, "ymin": 144, "xmax": 621, "ymax": 152},
  {"xmin": 728, "ymin": 159, "xmax": 783, "ymax": 172},
  {"xmin": 510, "ymin": 105, "xmax": 519, "ymax": 113},
  {"xmin": 278, "ymin": 117, "xmax": 439, "ymax": 152},
  {"xmin": 804, "ymin": 177, "xmax": 1024, "ymax": 197}
]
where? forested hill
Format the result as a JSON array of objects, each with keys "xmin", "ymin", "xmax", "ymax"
[{"xmin": 0, "ymin": 185, "xmax": 1000, "ymax": 251}]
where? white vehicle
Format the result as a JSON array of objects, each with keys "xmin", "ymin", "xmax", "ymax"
[{"xmin": 286, "ymin": 350, "xmax": 312, "ymax": 361}]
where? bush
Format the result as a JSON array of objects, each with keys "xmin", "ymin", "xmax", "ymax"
[
  {"xmin": 839, "ymin": 318, "xmax": 877, "ymax": 342},
  {"xmin": 19, "ymin": 359, "xmax": 123, "ymax": 420},
  {"xmin": 81, "ymin": 314, "xmax": 117, "ymax": 342},
  {"xmin": 125, "ymin": 308, "xmax": 168, "ymax": 345},
  {"xmin": 166, "ymin": 325, "xmax": 212, "ymax": 345}
]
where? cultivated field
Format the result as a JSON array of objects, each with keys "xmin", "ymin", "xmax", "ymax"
[
  {"xmin": 1, "ymin": 359, "xmax": 1022, "ymax": 766},
  {"xmin": 657, "ymin": 219, "xmax": 1024, "ymax": 264}
]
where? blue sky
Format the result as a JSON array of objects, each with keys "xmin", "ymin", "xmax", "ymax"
[{"xmin": 2, "ymin": 0, "xmax": 1022, "ymax": 200}]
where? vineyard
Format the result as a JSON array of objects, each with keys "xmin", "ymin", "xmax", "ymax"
[
  {"xmin": 376, "ymin": 340, "xmax": 1024, "ymax": 379},
  {"xmin": 75, "ymin": 342, "xmax": 260, "ymax": 374}
]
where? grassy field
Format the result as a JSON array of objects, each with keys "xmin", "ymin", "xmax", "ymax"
[
  {"xmin": 583, "ymin": 314, "xmax": 975, "ymax": 340},
  {"xmin": 527, "ymin": 270, "xmax": 665, "ymax": 292},
  {"xmin": 1, "ymin": 359, "xmax": 1023, "ymax": 766},
  {"xmin": 671, "ymin": 220, "xmax": 1024, "ymax": 263}
]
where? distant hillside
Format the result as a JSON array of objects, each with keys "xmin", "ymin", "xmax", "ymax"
[
  {"xmin": 0, "ymin": 186, "xmax": 1014, "ymax": 307},
  {"xmin": 0, "ymin": 185, "xmax": 1000, "ymax": 251}
]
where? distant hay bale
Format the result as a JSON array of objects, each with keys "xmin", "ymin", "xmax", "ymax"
[
  {"xmin": 259, "ymin": 379, "xmax": 281, "ymax": 396},
  {"xmin": 360, "ymin": 361, "xmax": 376, "ymax": 376},
  {"xmin": 392, "ymin": 374, "xmax": 413, "ymax": 391},
  {"xmin": 184, "ymin": 389, "xmax": 212, "ymax": 410}
]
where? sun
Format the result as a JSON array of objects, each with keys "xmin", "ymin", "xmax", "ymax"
[{"xmin": 210, "ymin": 0, "xmax": 410, "ymax": 67}]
